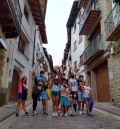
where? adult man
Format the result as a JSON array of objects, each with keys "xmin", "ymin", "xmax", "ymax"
[
  {"xmin": 32, "ymin": 71, "xmax": 46, "ymax": 115},
  {"xmin": 69, "ymin": 74, "xmax": 78, "ymax": 112}
]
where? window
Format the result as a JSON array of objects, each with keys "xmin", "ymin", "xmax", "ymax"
[
  {"xmin": 24, "ymin": 6, "xmax": 29, "ymax": 22},
  {"xmin": 79, "ymin": 36, "xmax": 83, "ymax": 44},
  {"xmin": 74, "ymin": 41, "xmax": 77, "ymax": 51},
  {"xmin": 74, "ymin": 61, "xmax": 77, "ymax": 72},
  {"xmin": 79, "ymin": 54, "xmax": 84, "ymax": 66},
  {"xmin": 18, "ymin": 36, "xmax": 25, "ymax": 54}
]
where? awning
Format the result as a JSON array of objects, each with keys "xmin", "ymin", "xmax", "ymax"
[{"xmin": 0, "ymin": 38, "xmax": 7, "ymax": 50}]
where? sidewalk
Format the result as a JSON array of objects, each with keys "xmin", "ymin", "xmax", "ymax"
[
  {"xmin": 94, "ymin": 102, "xmax": 120, "ymax": 116},
  {"xmin": 0, "ymin": 100, "xmax": 32, "ymax": 123}
]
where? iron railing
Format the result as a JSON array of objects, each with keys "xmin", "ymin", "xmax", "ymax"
[
  {"xmin": 79, "ymin": 0, "xmax": 100, "ymax": 33},
  {"xmin": 105, "ymin": 3, "xmax": 120, "ymax": 39},
  {"xmin": 83, "ymin": 34, "xmax": 104, "ymax": 62},
  {"xmin": 79, "ymin": 0, "xmax": 94, "ymax": 33},
  {"xmin": 7, "ymin": 0, "xmax": 22, "ymax": 33}
]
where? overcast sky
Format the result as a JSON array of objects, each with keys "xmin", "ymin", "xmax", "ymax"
[{"xmin": 44, "ymin": 0, "xmax": 74, "ymax": 66}]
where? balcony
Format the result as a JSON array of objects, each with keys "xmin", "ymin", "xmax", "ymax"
[
  {"xmin": 79, "ymin": 0, "xmax": 101, "ymax": 35},
  {"xmin": 28, "ymin": 0, "xmax": 47, "ymax": 43},
  {"xmin": 79, "ymin": 0, "xmax": 89, "ymax": 8},
  {"xmin": 105, "ymin": 3, "xmax": 120, "ymax": 41},
  {"xmin": 83, "ymin": 34, "xmax": 104, "ymax": 65},
  {"xmin": 0, "ymin": 0, "xmax": 22, "ymax": 38}
]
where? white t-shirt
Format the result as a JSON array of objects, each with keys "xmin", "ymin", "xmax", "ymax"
[
  {"xmin": 83, "ymin": 86, "xmax": 91, "ymax": 98},
  {"xmin": 69, "ymin": 79, "xmax": 78, "ymax": 91}
]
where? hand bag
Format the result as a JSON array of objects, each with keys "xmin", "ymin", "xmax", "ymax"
[
  {"xmin": 46, "ymin": 88, "xmax": 52, "ymax": 100},
  {"xmin": 89, "ymin": 99, "xmax": 94, "ymax": 112}
]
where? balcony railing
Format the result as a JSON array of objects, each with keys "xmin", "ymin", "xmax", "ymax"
[
  {"xmin": 79, "ymin": 0, "xmax": 94, "ymax": 32},
  {"xmin": 105, "ymin": 3, "xmax": 120, "ymax": 41},
  {"xmin": 83, "ymin": 34, "xmax": 104, "ymax": 63},
  {"xmin": 7, "ymin": 0, "xmax": 22, "ymax": 33},
  {"xmin": 79, "ymin": 0, "xmax": 101, "ymax": 34}
]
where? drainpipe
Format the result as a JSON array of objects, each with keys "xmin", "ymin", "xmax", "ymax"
[{"xmin": 32, "ymin": 28, "xmax": 39, "ymax": 67}]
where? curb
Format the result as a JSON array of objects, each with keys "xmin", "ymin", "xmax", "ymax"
[
  {"xmin": 94, "ymin": 106, "xmax": 120, "ymax": 117},
  {"xmin": 0, "ymin": 100, "xmax": 32, "ymax": 123},
  {"xmin": 94, "ymin": 108, "xmax": 120, "ymax": 121}
]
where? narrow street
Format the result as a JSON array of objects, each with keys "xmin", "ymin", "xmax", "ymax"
[{"xmin": 0, "ymin": 102, "xmax": 120, "ymax": 129}]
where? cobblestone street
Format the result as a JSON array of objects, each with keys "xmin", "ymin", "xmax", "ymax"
[{"xmin": 2, "ymin": 102, "xmax": 120, "ymax": 129}]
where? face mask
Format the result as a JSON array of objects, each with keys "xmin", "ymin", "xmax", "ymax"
[{"xmin": 54, "ymin": 82, "xmax": 58, "ymax": 85}]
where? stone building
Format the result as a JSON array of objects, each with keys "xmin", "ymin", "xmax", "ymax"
[
  {"xmin": 0, "ymin": 0, "xmax": 48, "ymax": 106},
  {"xmin": 63, "ymin": 0, "xmax": 120, "ymax": 107},
  {"xmin": 104, "ymin": 0, "xmax": 120, "ymax": 106}
]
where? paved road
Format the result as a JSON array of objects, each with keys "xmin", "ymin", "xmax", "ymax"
[{"xmin": 1, "ymin": 101, "xmax": 120, "ymax": 129}]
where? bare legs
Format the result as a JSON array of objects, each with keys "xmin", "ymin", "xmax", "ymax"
[
  {"xmin": 16, "ymin": 99, "xmax": 28, "ymax": 116},
  {"xmin": 52, "ymin": 96, "xmax": 59, "ymax": 115}
]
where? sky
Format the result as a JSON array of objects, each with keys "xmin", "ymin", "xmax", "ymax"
[{"xmin": 44, "ymin": 0, "xmax": 74, "ymax": 66}]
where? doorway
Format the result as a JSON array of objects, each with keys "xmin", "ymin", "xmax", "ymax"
[
  {"xmin": 95, "ymin": 61, "xmax": 110, "ymax": 102},
  {"xmin": 9, "ymin": 69, "xmax": 20, "ymax": 101}
]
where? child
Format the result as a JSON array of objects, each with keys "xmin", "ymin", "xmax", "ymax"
[
  {"xmin": 60, "ymin": 78, "xmax": 70, "ymax": 117},
  {"xmin": 51, "ymin": 78, "xmax": 60, "ymax": 116},
  {"xmin": 77, "ymin": 81, "xmax": 84, "ymax": 115},
  {"xmin": 83, "ymin": 80, "xmax": 93, "ymax": 116},
  {"xmin": 41, "ymin": 80, "xmax": 48, "ymax": 115}
]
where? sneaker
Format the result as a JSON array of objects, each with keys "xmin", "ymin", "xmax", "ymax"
[
  {"xmin": 65, "ymin": 113, "xmax": 67, "ymax": 117},
  {"xmin": 87, "ymin": 113, "xmax": 93, "ymax": 117},
  {"xmin": 52, "ymin": 113, "xmax": 56, "ymax": 117},
  {"xmin": 55, "ymin": 112, "xmax": 58, "ymax": 117},
  {"xmin": 45, "ymin": 112, "xmax": 48, "ymax": 115},
  {"xmin": 16, "ymin": 112, "xmax": 19, "ymax": 117},
  {"xmin": 32, "ymin": 111, "xmax": 38, "ymax": 116},
  {"xmin": 59, "ymin": 112, "xmax": 64, "ymax": 117},
  {"xmin": 24, "ymin": 112, "xmax": 29, "ymax": 116},
  {"xmin": 79, "ymin": 111, "xmax": 83, "ymax": 115},
  {"xmin": 82, "ymin": 110, "xmax": 86, "ymax": 114}
]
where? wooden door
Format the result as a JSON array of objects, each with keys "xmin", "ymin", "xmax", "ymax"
[
  {"xmin": 9, "ymin": 69, "xmax": 20, "ymax": 101},
  {"xmin": 95, "ymin": 61, "xmax": 110, "ymax": 102}
]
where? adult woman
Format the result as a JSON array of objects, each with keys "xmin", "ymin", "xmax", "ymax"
[
  {"xmin": 51, "ymin": 78, "xmax": 60, "ymax": 116},
  {"xmin": 16, "ymin": 76, "xmax": 29, "ymax": 117}
]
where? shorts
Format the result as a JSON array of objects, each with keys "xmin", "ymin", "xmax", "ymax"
[
  {"xmin": 17, "ymin": 93, "xmax": 22, "ymax": 100},
  {"xmin": 17, "ymin": 93, "xmax": 27, "ymax": 101},
  {"xmin": 52, "ymin": 91, "xmax": 60, "ymax": 97},
  {"xmin": 41, "ymin": 91, "xmax": 48, "ymax": 100},
  {"xmin": 78, "ymin": 91, "xmax": 84, "ymax": 102},
  {"xmin": 60, "ymin": 96, "xmax": 70, "ymax": 106},
  {"xmin": 84, "ymin": 97, "xmax": 90, "ymax": 102}
]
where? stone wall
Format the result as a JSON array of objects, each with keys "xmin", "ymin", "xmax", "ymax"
[
  {"xmin": 108, "ymin": 53, "xmax": 120, "ymax": 107},
  {"xmin": 91, "ymin": 70, "xmax": 97, "ymax": 100},
  {"xmin": 100, "ymin": 0, "xmax": 120, "ymax": 107}
]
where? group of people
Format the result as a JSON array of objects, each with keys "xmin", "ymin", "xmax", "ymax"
[{"xmin": 16, "ymin": 71, "xmax": 93, "ymax": 117}]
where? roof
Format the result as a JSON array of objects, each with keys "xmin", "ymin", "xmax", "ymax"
[
  {"xmin": 43, "ymin": 47, "xmax": 54, "ymax": 70},
  {"xmin": 28, "ymin": 0, "xmax": 48, "ymax": 44},
  {"xmin": 66, "ymin": 0, "xmax": 79, "ymax": 28}
]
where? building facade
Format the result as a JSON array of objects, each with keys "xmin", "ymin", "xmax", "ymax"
[
  {"xmin": 0, "ymin": 0, "xmax": 49, "ymax": 106},
  {"xmin": 105, "ymin": 0, "xmax": 120, "ymax": 106},
  {"xmin": 63, "ymin": 0, "xmax": 120, "ymax": 107}
]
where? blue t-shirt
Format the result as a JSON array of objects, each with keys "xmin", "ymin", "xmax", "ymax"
[{"xmin": 52, "ymin": 83, "xmax": 60, "ymax": 92}]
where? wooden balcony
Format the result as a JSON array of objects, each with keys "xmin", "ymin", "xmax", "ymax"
[
  {"xmin": 105, "ymin": 3, "xmax": 120, "ymax": 41},
  {"xmin": 79, "ymin": 0, "xmax": 89, "ymax": 8},
  {"xmin": 79, "ymin": 0, "xmax": 101, "ymax": 35},
  {"xmin": 28, "ymin": 0, "xmax": 47, "ymax": 44},
  {"xmin": 83, "ymin": 34, "xmax": 104, "ymax": 65},
  {"xmin": 0, "ymin": 0, "xmax": 22, "ymax": 38}
]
